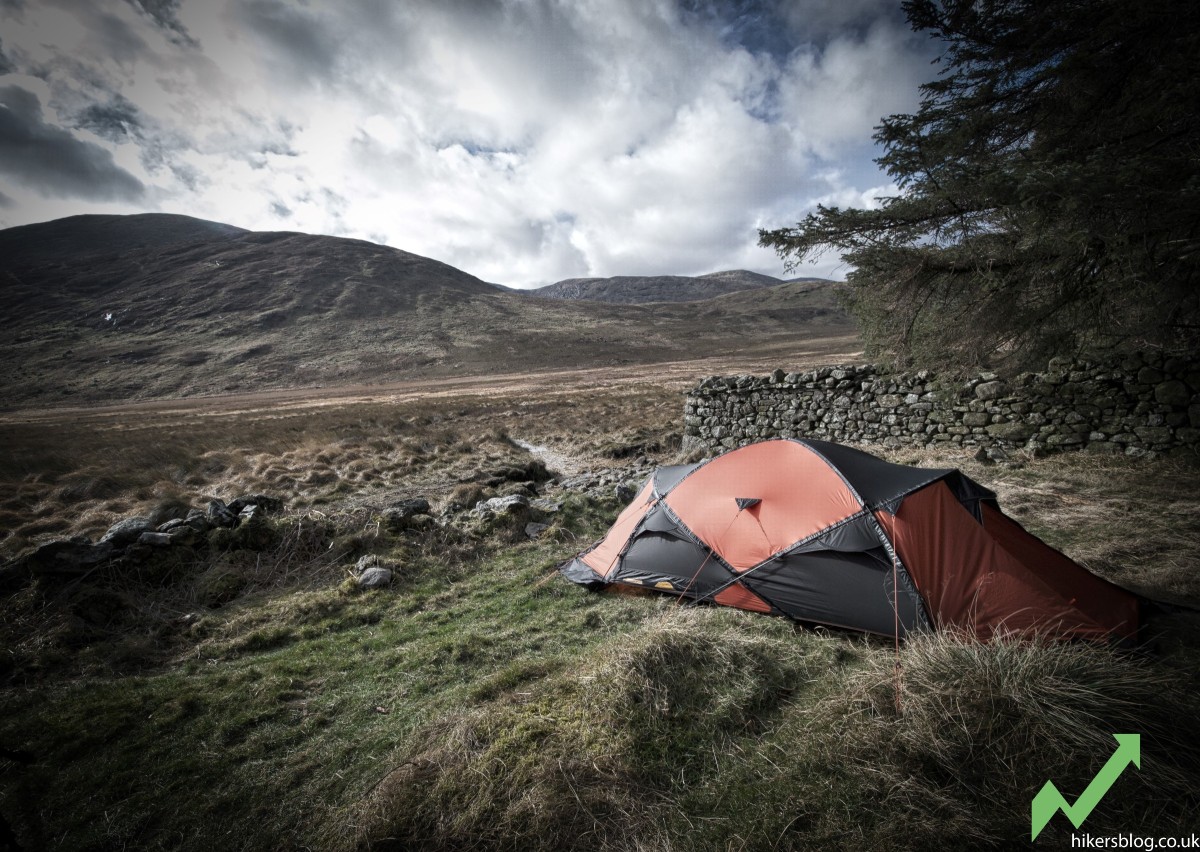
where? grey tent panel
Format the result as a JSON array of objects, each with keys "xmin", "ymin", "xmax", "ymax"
[
  {"xmin": 653, "ymin": 463, "xmax": 701, "ymax": 496},
  {"xmin": 616, "ymin": 531, "xmax": 733, "ymax": 596},
  {"xmin": 743, "ymin": 548, "xmax": 923, "ymax": 637}
]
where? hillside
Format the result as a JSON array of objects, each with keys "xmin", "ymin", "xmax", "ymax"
[
  {"xmin": 0, "ymin": 214, "xmax": 853, "ymax": 408},
  {"xmin": 529, "ymin": 268, "xmax": 834, "ymax": 304}
]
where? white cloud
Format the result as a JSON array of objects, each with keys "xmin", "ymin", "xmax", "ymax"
[{"xmin": 0, "ymin": 0, "xmax": 938, "ymax": 285}]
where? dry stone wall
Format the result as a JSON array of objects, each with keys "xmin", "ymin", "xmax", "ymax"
[{"xmin": 683, "ymin": 353, "xmax": 1200, "ymax": 459}]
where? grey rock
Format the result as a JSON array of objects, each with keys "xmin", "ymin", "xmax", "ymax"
[
  {"xmin": 100, "ymin": 517, "xmax": 154, "ymax": 547},
  {"xmin": 390, "ymin": 497, "xmax": 432, "ymax": 518},
  {"xmin": 23, "ymin": 538, "xmax": 114, "ymax": 576},
  {"xmin": 137, "ymin": 531, "xmax": 174, "ymax": 547},
  {"xmin": 525, "ymin": 522, "xmax": 550, "ymax": 539},
  {"xmin": 1137, "ymin": 367, "xmax": 1164, "ymax": 385},
  {"xmin": 167, "ymin": 525, "xmax": 201, "ymax": 547},
  {"xmin": 227, "ymin": 494, "xmax": 284, "ymax": 515},
  {"xmin": 615, "ymin": 483, "xmax": 637, "ymax": 502},
  {"xmin": 206, "ymin": 499, "xmax": 238, "ymax": 528},
  {"xmin": 357, "ymin": 566, "xmax": 393, "ymax": 589},
  {"xmin": 475, "ymin": 495, "xmax": 531, "ymax": 516},
  {"xmin": 1154, "ymin": 380, "xmax": 1192, "ymax": 408},
  {"xmin": 974, "ymin": 380, "xmax": 1006, "ymax": 401}
]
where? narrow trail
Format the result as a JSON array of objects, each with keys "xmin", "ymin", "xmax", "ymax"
[{"xmin": 511, "ymin": 438, "xmax": 586, "ymax": 477}]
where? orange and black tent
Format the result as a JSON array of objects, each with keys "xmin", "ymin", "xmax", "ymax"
[{"xmin": 560, "ymin": 439, "xmax": 1140, "ymax": 641}]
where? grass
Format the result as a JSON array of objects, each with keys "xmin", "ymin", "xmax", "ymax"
[{"xmin": 1, "ymin": 380, "xmax": 1199, "ymax": 850}]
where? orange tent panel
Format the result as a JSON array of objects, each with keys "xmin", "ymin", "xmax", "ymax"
[{"xmin": 665, "ymin": 440, "xmax": 861, "ymax": 571}]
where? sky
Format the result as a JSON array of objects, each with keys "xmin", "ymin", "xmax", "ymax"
[{"xmin": 0, "ymin": 0, "xmax": 939, "ymax": 287}]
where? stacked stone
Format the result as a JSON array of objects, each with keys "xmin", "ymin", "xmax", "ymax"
[{"xmin": 683, "ymin": 353, "xmax": 1200, "ymax": 458}]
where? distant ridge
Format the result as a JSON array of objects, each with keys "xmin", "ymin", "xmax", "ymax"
[
  {"xmin": 530, "ymin": 269, "xmax": 835, "ymax": 304},
  {"xmin": 0, "ymin": 214, "xmax": 853, "ymax": 407}
]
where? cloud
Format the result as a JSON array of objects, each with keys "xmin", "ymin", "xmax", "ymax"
[
  {"xmin": 125, "ymin": 0, "xmax": 197, "ymax": 47},
  {"xmin": 0, "ymin": 84, "xmax": 145, "ymax": 201},
  {"xmin": 0, "ymin": 37, "xmax": 13, "ymax": 75},
  {"xmin": 0, "ymin": 0, "xmax": 938, "ymax": 285}
]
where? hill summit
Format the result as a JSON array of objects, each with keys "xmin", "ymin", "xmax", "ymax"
[{"xmin": 530, "ymin": 269, "xmax": 833, "ymax": 304}]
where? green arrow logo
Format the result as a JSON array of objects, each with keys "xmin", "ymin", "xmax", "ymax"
[{"xmin": 1031, "ymin": 734, "xmax": 1141, "ymax": 840}]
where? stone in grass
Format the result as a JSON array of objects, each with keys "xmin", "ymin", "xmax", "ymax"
[
  {"xmin": 137, "ymin": 531, "xmax": 174, "ymax": 547},
  {"xmin": 100, "ymin": 517, "xmax": 155, "ymax": 547},
  {"xmin": 383, "ymin": 498, "xmax": 432, "ymax": 531},
  {"xmin": 525, "ymin": 522, "xmax": 550, "ymax": 540},
  {"xmin": 354, "ymin": 554, "xmax": 394, "ymax": 589},
  {"xmin": 206, "ymin": 499, "xmax": 239, "ymax": 529}
]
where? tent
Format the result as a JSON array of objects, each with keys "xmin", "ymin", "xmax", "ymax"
[{"xmin": 559, "ymin": 438, "xmax": 1140, "ymax": 641}]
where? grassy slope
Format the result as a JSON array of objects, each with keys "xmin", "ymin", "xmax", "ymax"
[
  {"xmin": 2, "ymin": 386, "xmax": 1199, "ymax": 851},
  {"xmin": 0, "ymin": 215, "xmax": 852, "ymax": 408}
]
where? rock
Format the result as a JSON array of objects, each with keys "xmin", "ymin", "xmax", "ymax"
[
  {"xmin": 167, "ymin": 525, "xmax": 201, "ymax": 547},
  {"xmin": 227, "ymin": 494, "xmax": 284, "ymax": 515},
  {"xmin": 1137, "ymin": 366, "xmax": 1164, "ymax": 385},
  {"xmin": 100, "ymin": 517, "xmax": 155, "ymax": 547},
  {"xmin": 1154, "ymin": 380, "xmax": 1192, "ymax": 407},
  {"xmin": 383, "ymin": 497, "xmax": 434, "ymax": 531},
  {"xmin": 615, "ymin": 483, "xmax": 637, "ymax": 502},
  {"xmin": 974, "ymin": 380, "xmax": 1007, "ymax": 401},
  {"xmin": 137, "ymin": 532, "xmax": 174, "ymax": 547},
  {"xmin": 354, "ymin": 557, "xmax": 394, "ymax": 589},
  {"xmin": 21, "ymin": 538, "xmax": 114, "ymax": 579},
  {"xmin": 475, "ymin": 495, "xmax": 531, "ymax": 516},
  {"xmin": 984, "ymin": 422, "xmax": 1036, "ymax": 443},
  {"xmin": 357, "ymin": 566, "xmax": 393, "ymax": 589},
  {"xmin": 391, "ymin": 497, "xmax": 432, "ymax": 517},
  {"xmin": 525, "ymin": 522, "xmax": 550, "ymax": 539},
  {"xmin": 206, "ymin": 499, "xmax": 238, "ymax": 528}
]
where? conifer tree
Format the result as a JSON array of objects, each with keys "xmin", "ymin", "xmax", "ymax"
[{"xmin": 761, "ymin": 0, "xmax": 1200, "ymax": 368}]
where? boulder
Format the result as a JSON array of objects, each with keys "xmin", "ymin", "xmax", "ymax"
[
  {"xmin": 16, "ymin": 538, "xmax": 114, "ymax": 583},
  {"xmin": 100, "ymin": 517, "xmax": 154, "ymax": 547},
  {"xmin": 227, "ymin": 494, "xmax": 284, "ymax": 515},
  {"xmin": 137, "ymin": 532, "xmax": 174, "ymax": 547},
  {"xmin": 525, "ymin": 522, "xmax": 550, "ymax": 539},
  {"xmin": 357, "ymin": 566, "xmax": 393, "ymax": 589},
  {"xmin": 206, "ymin": 499, "xmax": 238, "ymax": 528},
  {"xmin": 383, "ymin": 497, "xmax": 433, "ymax": 531},
  {"xmin": 1154, "ymin": 380, "xmax": 1192, "ymax": 408},
  {"xmin": 354, "ymin": 555, "xmax": 394, "ymax": 589},
  {"xmin": 974, "ymin": 380, "xmax": 1007, "ymax": 401}
]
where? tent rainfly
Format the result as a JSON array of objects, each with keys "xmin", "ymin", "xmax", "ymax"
[{"xmin": 559, "ymin": 439, "xmax": 1140, "ymax": 641}]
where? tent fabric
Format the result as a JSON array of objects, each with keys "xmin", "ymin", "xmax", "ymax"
[{"xmin": 559, "ymin": 438, "xmax": 1140, "ymax": 641}]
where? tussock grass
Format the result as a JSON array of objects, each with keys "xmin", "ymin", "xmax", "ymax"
[
  {"xmin": 742, "ymin": 633, "xmax": 1200, "ymax": 850},
  {"xmin": 355, "ymin": 619, "xmax": 1200, "ymax": 852}
]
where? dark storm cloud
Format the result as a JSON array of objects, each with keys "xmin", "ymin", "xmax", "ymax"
[
  {"xmin": 0, "ymin": 38, "xmax": 13, "ymax": 75},
  {"xmin": 125, "ymin": 0, "xmax": 198, "ymax": 47},
  {"xmin": 73, "ymin": 93, "xmax": 142, "ymax": 143},
  {"xmin": 0, "ymin": 85, "xmax": 145, "ymax": 201},
  {"xmin": 0, "ymin": 188, "xmax": 13, "ymax": 208}
]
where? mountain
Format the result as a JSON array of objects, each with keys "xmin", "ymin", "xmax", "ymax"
[
  {"xmin": 0, "ymin": 214, "xmax": 853, "ymax": 407},
  {"xmin": 529, "ymin": 268, "xmax": 833, "ymax": 304}
]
